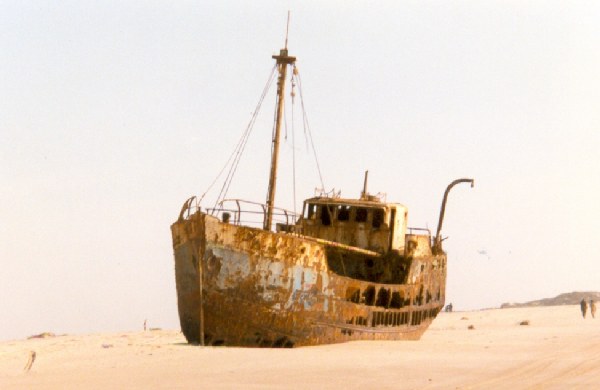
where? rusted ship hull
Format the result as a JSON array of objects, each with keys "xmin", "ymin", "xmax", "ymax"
[{"xmin": 171, "ymin": 211, "xmax": 447, "ymax": 347}]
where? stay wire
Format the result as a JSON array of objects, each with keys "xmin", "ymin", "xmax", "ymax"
[
  {"xmin": 291, "ymin": 69, "xmax": 297, "ymax": 217},
  {"xmin": 295, "ymin": 67, "xmax": 325, "ymax": 191},
  {"xmin": 219, "ymin": 65, "xmax": 278, "ymax": 209},
  {"xmin": 210, "ymin": 65, "xmax": 278, "ymax": 213}
]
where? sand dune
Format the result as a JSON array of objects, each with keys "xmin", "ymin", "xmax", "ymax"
[{"xmin": 1, "ymin": 305, "xmax": 599, "ymax": 389}]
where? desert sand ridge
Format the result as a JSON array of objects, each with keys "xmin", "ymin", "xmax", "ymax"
[{"xmin": 1, "ymin": 305, "xmax": 599, "ymax": 389}]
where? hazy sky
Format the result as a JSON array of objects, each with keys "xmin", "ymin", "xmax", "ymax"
[{"xmin": 2, "ymin": 1, "xmax": 599, "ymax": 341}]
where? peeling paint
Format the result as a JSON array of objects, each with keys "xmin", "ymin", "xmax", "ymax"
[{"xmin": 171, "ymin": 196, "xmax": 448, "ymax": 347}]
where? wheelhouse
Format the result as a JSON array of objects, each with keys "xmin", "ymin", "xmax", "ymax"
[{"xmin": 299, "ymin": 197, "xmax": 408, "ymax": 254}]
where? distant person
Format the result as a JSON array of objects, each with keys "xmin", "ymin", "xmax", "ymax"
[
  {"xmin": 580, "ymin": 299, "xmax": 588, "ymax": 318},
  {"xmin": 445, "ymin": 303, "xmax": 453, "ymax": 312},
  {"xmin": 590, "ymin": 300, "xmax": 596, "ymax": 319}
]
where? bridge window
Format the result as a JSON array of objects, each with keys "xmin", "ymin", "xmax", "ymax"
[
  {"xmin": 372, "ymin": 209, "xmax": 384, "ymax": 228},
  {"xmin": 305, "ymin": 204, "xmax": 317, "ymax": 219},
  {"xmin": 337, "ymin": 205, "xmax": 350, "ymax": 221},
  {"xmin": 320, "ymin": 205, "xmax": 334, "ymax": 226},
  {"xmin": 355, "ymin": 207, "xmax": 368, "ymax": 222}
]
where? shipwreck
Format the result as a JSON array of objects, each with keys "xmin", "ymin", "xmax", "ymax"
[{"xmin": 171, "ymin": 34, "xmax": 473, "ymax": 347}]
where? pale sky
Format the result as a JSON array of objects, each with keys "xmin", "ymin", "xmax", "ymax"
[{"xmin": 2, "ymin": 1, "xmax": 599, "ymax": 341}]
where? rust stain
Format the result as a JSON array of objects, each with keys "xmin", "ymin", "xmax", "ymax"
[
  {"xmin": 172, "ymin": 195, "xmax": 452, "ymax": 347},
  {"xmin": 170, "ymin": 39, "xmax": 473, "ymax": 347}
]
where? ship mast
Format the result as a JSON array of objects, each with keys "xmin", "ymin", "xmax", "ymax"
[{"xmin": 264, "ymin": 19, "xmax": 296, "ymax": 231}]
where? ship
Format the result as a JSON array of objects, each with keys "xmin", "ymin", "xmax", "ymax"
[{"xmin": 171, "ymin": 36, "xmax": 473, "ymax": 347}]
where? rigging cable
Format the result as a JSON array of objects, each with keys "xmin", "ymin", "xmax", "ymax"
[
  {"xmin": 209, "ymin": 65, "xmax": 278, "ymax": 213},
  {"xmin": 294, "ymin": 65, "xmax": 326, "ymax": 191},
  {"xmin": 218, "ymin": 65, "xmax": 278, "ymax": 209},
  {"xmin": 291, "ymin": 67, "xmax": 297, "ymax": 217}
]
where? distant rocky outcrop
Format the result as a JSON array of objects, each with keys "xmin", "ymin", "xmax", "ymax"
[
  {"xmin": 501, "ymin": 291, "xmax": 600, "ymax": 309},
  {"xmin": 27, "ymin": 332, "xmax": 56, "ymax": 339}
]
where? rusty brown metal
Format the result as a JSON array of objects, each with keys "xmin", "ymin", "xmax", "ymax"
[
  {"xmin": 172, "ymin": 193, "xmax": 449, "ymax": 347},
  {"xmin": 434, "ymin": 178, "xmax": 474, "ymax": 254},
  {"xmin": 171, "ymin": 41, "xmax": 470, "ymax": 348}
]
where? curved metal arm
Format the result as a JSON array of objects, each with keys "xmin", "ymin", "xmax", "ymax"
[
  {"xmin": 178, "ymin": 196, "xmax": 197, "ymax": 221},
  {"xmin": 434, "ymin": 178, "xmax": 474, "ymax": 251}
]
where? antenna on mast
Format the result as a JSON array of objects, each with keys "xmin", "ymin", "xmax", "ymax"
[{"xmin": 285, "ymin": 11, "xmax": 290, "ymax": 49}]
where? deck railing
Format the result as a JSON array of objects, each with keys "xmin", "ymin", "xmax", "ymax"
[
  {"xmin": 407, "ymin": 227, "xmax": 431, "ymax": 236},
  {"xmin": 206, "ymin": 199, "xmax": 299, "ymax": 229}
]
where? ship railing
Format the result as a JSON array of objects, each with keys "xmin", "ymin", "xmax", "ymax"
[
  {"xmin": 407, "ymin": 227, "xmax": 435, "ymax": 247},
  {"xmin": 313, "ymin": 188, "xmax": 341, "ymax": 199},
  {"xmin": 206, "ymin": 199, "xmax": 299, "ymax": 229},
  {"xmin": 407, "ymin": 227, "xmax": 431, "ymax": 236}
]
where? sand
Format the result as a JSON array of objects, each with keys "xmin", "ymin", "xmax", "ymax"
[{"xmin": 1, "ymin": 305, "xmax": 599, "ymax": 389}]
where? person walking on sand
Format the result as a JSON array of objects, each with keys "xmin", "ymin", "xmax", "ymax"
[
  {"xmin": 580, "ymin": 299, "xmax": 588, "ymax": 318},
  {"xmin": 590, "ymin": 300, "xmax": 596, "ymax": 319}
]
